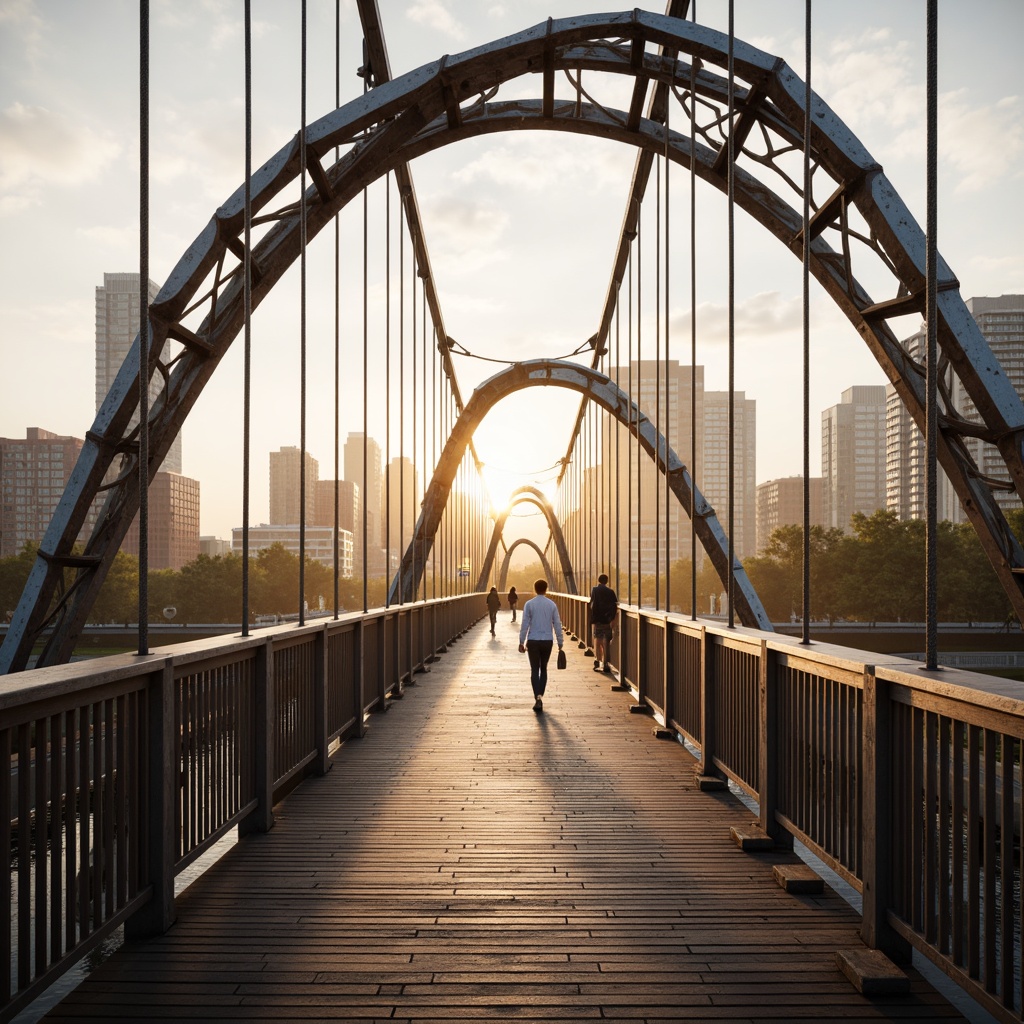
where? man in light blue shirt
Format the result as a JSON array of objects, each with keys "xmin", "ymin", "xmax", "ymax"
[{"xmin": 518, "ymin": 579, "xmax": 564, "ymax": 712}]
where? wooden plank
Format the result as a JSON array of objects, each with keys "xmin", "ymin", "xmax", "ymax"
[{"xmin": 44, "ymin": 623, "xmax": 966, "ymax": 1022}]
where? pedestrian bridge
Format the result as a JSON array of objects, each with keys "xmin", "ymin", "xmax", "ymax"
[{"xmin": 2, "ymin": 595, "xmax": 1020, "ymax": 1022}]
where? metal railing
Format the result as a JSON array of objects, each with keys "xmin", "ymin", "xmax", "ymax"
[
  {"xmin": 0, "ymin": 594, "xmax": 481, "ymax": 1023},
  {"xmin": 556, "ymin": 594, "xmax": 1024, "ymax": 1024}
]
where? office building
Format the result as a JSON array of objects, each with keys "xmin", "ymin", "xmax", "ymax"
[
  {"xmin": 232, "ymin": 524, "xmax": 354, "ymax": 577},
  {"xmin": 755, "ymin": 476, "xmax": 823, "ymax": 554},
  {"xmin": 384, "ymin": 456, "xmax": 419, "ymax": 556},
  {"xmin": 95, "ymin": 272, "xmax": 181, "ymax": 474},
  {"xmin": 121, "ymin": 471, "xmax": 200, "ymax": 570},
  {"xmin": 702, "ymin": 391, "xmax": 757, "ymax": 561},
  {"xmin": 344, "ymin": 433, "xmax": 382, "ymax": 549},
  {"xmin": 199, "ymin": 536, "xmax": 231, "ymax": 557},
  {"xmin": 821, "ymin": 385, "xmax": 887, "ymax": 532},
  {"xmin": 269, "ymin": 446, "xmax": 318, "ymax": 526},
  {"xmin": 314, "ymin": 478, "xmax": 360, "ymax": 535},
  {"xmin": 0, "ymin": 428, "xmax": 100, "ymax": 559}
]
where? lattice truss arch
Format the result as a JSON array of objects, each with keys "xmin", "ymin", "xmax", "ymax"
[
  {"xmin": 474, "ymin": 485, "xmax": 577, "ymax": 596},
  {"xmin": 3, "ymin": 10, "xmax": 1023, "ymax": 672},
  {"xmin": 498, "ymin": 539, "xmax": 555, "ymax": 595}
]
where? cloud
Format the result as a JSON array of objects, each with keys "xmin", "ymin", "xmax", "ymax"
[
  {"xmin": 407, "ymin": 1, "xmax": 467, "ymax": 40},
  {"xmin": 0, "ymin": 102, "xmax": 122, "ymax": 197},
  {"xmin": 671, "ymin": 291, "xmax": 804, "ymax": 345},
  {"xmin": 420, "ymin": 193, "xmax": 509, "ymax": 266},
  {"xmin": 939, "ymin": 90, "xmax": 1023, "ymax": 194}
]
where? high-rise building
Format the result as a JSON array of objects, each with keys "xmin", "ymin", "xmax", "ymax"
[
  {"xmin": 199, "ymin": 536, "xmax": 231, "ymax": 557},
  {"xmin": 603, "ymin": 360, "xmax": 704, "ymax": 579},
  {"xmin": 95, "ymin": 272, "xmax": 181, "ymax": 474},
  {"xmin": 269, "ymin": 446, "xmax": 318, "ymax": 526},
  {"xmin": 344, "ymin": 433, "xmax": 382, "ymax": 547},
  {"xmin": 384, "ymin": 456, "xmax": 419, "ymax": 557},
  {"xmin": 885, "ymin": 352, "xmax": 962, "ymax": 524},
  {"xmin": 702, "ymin": 391, "xmax": 757, "ymax": 560},
  {"xmin": 755, "ymin": 476, "xmax": 823, "ymax": 554},
  {"xmin": 954, "ymin": 295, "xmax": 1024, "ymax": 517},
  {"xmin": 0, "ymin": 428, "xmax": 101, "ymax": 559},
  {"xmin": 122, "ymin": 471, "xmax": 200, "ymax": 570},
  {"xmin": 314, "ymin": 478, "xmax": 360, "ymax": 535},
  {"xmin": 821, "ymin": 385, "xmax": 887, "ymax": 532}
]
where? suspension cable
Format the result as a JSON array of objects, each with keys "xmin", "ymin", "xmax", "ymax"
[
  {"xmin": 925, "ymin": 0, "xmax": 939, "ymax": 669},
  {"xmin": 627, "ymin": 244, "xmax": 634, "ymax": 607},
  {"xmin": 615, "ymin": 293, "xmax": 621, "ymax": 597},
  {"xmin": 727, "ymin": 0, "xmax": 736, "ymax": 629},
  {"xmin": 689, "ymin": 0, "xmax": 698, "ymax": 620},
  {"xmin": 801, "ymin": 0, "xmax": 812, "ymax": 644},
  {"xmin": 655, "ymin": 154, "xmax": 661, "ymax": 611},
  {"xmin": 332, "ymin": 0, "xmax": 341, "ymax": 619},
  {"xmin": 137, "ymin": 0, "xmax": 150, "ymax": 656},
  {"xmin": 361, "ymin": 182, "xmax": 368, "ymax": 614},
  {"xmin": 242, "ymin": 0, "xmax": 252, "ymax": 636},
  {"xmin": 637, "ymin": 202, "xmax": 643, "ymax": 609},
  {"xmin": 385, "ymin": 172, "xmax": 392, "ymax": 607},
  {"xmin": 298, "ymin": 0, "xmax": 308, "ymax": 627},
  {"xmin": 665, "ymin": 91, "xmax": 672, "ymax": 614},
  {"xmin": 398, "ymin": 184, "xmax": 406, "ymax": 606}
]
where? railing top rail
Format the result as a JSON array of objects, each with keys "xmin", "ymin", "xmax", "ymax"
[{"xmin": 877, "ymin": 658, "xmax": 1024, "ymax": 722}]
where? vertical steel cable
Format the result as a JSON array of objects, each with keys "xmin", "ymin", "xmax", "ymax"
[
  {"xmin": 636, "ymin": 206, "xmax": 643, "ymax": 608},
  {"xmin": 726, "ymin": 0, "xmax": 736, "ymax": 629},
  {"xmin": 627, "ymin": 246, "xmax": 634, "ymax": 606},
  {"xmin": 398, "ymin": 192, "xmax": 405, "ymax": 606},
  {"xmin": 332, "ymin": 0, "xmax": 340, "ymax": 619},
  {"xmin": 385, "ymin": 175, "xmax": 391, "ymax": 606},
  {"xmin": 801, "ymin": 0, "xmax": 812, "ymax": 645},
  {"xmin": 432, "ymin": 299, "xmax": 438, "ymax": 600},
  {"xmin": 361, "ymin": 183, "xmax": 368, "ymax": 614},
  {"xmin": 925, "ymin": 0, "xmax": 939, "ymax": 669},
  {"xmin": 689, "ymin": 0, "xmax": 698, "ymax": 620},
  {"xmin": 412, "ymin": 271, "xmax": 418, "ymax": 600},
  {"xmin": 242, "ymin": 0, "xmax": 252, "ymax": 636},
  {"xmin": 664, "ymin": 96, "xmax": 671, "ymax": 615},
  {"xmin": 422, "ymin": 280, "xmax": 428, "ymax": 602},
  {"xmin": 137, "ymin": 0, "xmax": 150, "ymax": 655},
  {"xmin": 298, "ymin": 0, "xmax": 308, "ymax": 627},
  {"xmin": 615, "ymin": 296, "xmax": 621, "ymax": 596},
  {"xmin": 655, "ymin": 155, "xmax": 661, "ymax": 610}
]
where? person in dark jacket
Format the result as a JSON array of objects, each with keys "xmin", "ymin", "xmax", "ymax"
[
  {"xmin": 486, "ymin": 586, "xmax": 501, "ymax": 635},
  {"xmin": 589, "ymin": 573, "xmax": 618, "ymax": 673},
  {"xmin": 507, "ymin": 586, "xmax": 519, "ymax": 622}
]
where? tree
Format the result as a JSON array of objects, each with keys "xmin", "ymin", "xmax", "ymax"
[
  {"xmin": 0, "ymin": 543, "xmax": 38, "ymax": 622},
  {"xmin": 89, "ymin": 550, "xmax": 140, "ymax": 624}
]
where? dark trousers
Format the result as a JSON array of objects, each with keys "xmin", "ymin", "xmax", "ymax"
[
  {"xmin": 526, "ymin": 639, "xmax": 553, "ymax": 696},
  {"xmin": 488, "ymin": 609, "xmax": 497, "ymax": 632}
]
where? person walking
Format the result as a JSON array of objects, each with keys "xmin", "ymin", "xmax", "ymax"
[
  {"xmin": 589, "ymin": 572, "xmax": 618, "ymax": 674},
  {"xmin": 518, "ymin": 579, "xmax": 564, "ymax": 712},
  {"xmin": 507, "ymin": 586, "xmax": 518, "ymax": 622},
  {"xmin": 486, "ymin": 586, "xmax": 501, "ymax": 635}
]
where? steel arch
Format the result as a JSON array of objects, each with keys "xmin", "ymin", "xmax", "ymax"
[
  {"xmin": 498, "ymin": 539, "xmax": 555, "ymax": 594},
  {"xmin": 4, "ymin": 10, "xmax": 1023, "ymax": 671},
  {"xmin": 388, "ymin": 360, "xmax": 772, "ymax": 630},
  {"xmin": 475, "ymin": 486, "xmax": 576, "ymax": 595}
]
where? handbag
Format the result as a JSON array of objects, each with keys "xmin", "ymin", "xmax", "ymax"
[{"xmin": 556, "ymin": 648, "xmax": 567, "ymax": 670}]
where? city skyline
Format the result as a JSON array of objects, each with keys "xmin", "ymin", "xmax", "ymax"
[{"xmin": 1, "ymin": 3, "xmax": 1020, "ymax": 544}]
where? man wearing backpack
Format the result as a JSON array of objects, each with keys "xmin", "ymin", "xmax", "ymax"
[{"xmin": 589, "ymin": 573, "xmax": 618, "ymax": 674}]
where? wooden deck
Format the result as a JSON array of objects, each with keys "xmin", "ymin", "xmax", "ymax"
[{"xmin": 44, "ymin": 617, "xmax": 965, "ymax": 1022}]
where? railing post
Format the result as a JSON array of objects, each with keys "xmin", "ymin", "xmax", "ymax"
[
  {"xmin": 313, "ymin": 625, "xmax": 330, "ymax": 776},
  {"xmin": 353, "ymin": 619, "xmax": 367, "ymax": 737},
  {"xmin": 758, "ymin": 642, "xmax": 791, "ymax": 848},
  {"xmin": 126, "ymin": 659, "xmax": 176, "ymax": 939},
  {"xmin": 617, "ymin": 611, "xmax": 630, "ymax": 690},
  {"xmin": 241, "ymin": 638, "xmax": 275, "ymax": 835},
  {"xmin": 663, "ymin": 620, "xmax": 673, "ymax": 727},
  {"xmin": 861, "ymin": 669, "xmax": 910, "ymax": 961},
  {"xmin": 696, "ymin": 626, "xmax": 724, "ymax": 786}
]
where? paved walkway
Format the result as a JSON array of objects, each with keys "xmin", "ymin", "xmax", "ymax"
[{"xmin": 45, "ymin": 616, "xmax": 964, "ymax": 1022}]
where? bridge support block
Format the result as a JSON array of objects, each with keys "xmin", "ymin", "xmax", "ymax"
[
  {"xmin": 773, "ymin": 863, "xmax": 824, "ymax": 894},
  {"xmin": 652, "ymin": 727, "xmax": 675, "ymax": 740},
  {"xmin": 835, "ymin": 948, "xmax": 910, "ymax": 996},
  {"xmin": 730, "ymin": 822, "xmax": 774, "ymax": 851},
  {"xmin": 628, "ymin": 703, "xmax": 652, "ymax": 715},
  {"xmin": 693, "ymin": 773, "xmax": 727, "ymax": 791}
]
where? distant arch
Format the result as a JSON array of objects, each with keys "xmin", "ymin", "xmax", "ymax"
[
  {"xmin": 498, "ymin": 539, "xmax": 556, "ymax": 593},
  {"xmin": 390, "ymin": 360, "xmax": 772, "ymax": 630},
  {"xmin": 475, "ymin": 486, "xmax": 575, "ymax": 594}
]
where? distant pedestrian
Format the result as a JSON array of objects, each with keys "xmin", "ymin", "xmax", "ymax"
[
  {"xmin": 507, "ymin": 586, "xmax": 519, "ymax": 622},
  {"xmin": 518, "ymin": 579, "xmax": 564, "ymax": 712},
  {"xmin": 589, "ymin": 572, "xmax": 618, "ymax": 674},
  {"xmin": 486, "ymin": 586, "xmax": 501, "ymax": 635}
]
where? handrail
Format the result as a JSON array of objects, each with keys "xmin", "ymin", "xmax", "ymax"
[
  {"xmin": 554, "ymin": 592, "xmax": 1024, "ymax": 1024},
  {"xmin": 0, "ymin": 594, "xmax": 482, "ymax": 1023}
]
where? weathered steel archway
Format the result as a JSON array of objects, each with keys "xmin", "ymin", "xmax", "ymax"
[
  {"xmin": 476, "ymin": 486, "xmax": 576, "ymax": 594},
  {"xmin": 5, "ymin": 10, "xmax": 1023, "ymax": 671},
  {"xmin": 497, "ymin": 539, "xmax": 557, "ymax": 594},
  {"xmin": 389, "ymin": 360, "xmax": 772, "ymax": 630}
]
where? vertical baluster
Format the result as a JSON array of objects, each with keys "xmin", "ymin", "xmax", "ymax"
[
  {"xmin": 49, "ymin": 712, "xmax": 63, "ymax": 967},
  {"xmin": 951, "ymin": 719, "xmax": 965, "ymax": 966},
  {"xmin": 103, "ymin": 698, "xmax": 115, "ymax": 919},
  {"xmin": 911, "ymin": 706, "xmax": 924, "ymax": 931},
  {"xmin": 0, "ymin": 728, "xmax": 11, "ymax": 1003},
  {"xmin": 967, "ymin": 724, "xmax": 981, "ymax": 979},
  {"xmin": 116, "ymin": 694, "xmax": 129, "ymax": 908},
  {"xmin": 17, "ymin": 722, "xmax": 30, "ymax": 991},
  {"xmin": 983, "ymin": 729, "xmax": 997, "ymax": 992},
  {"xmin": 937, "ymin": 715, "xmax": 951, "ymax": 954},
  {"xmin": 998, "ymin": 730, "xmax": 1013, "ymax": 1009},
  {"xmin": 34, "ymin": 714, "xmax": 48, "ymax": 977},
  {"xmin": 64, "ymin": 709, "xmax": 77, "ymax": 952},
  {"xmin": 924, "ymin": 710, "xmax": 938, "ymax": 943},
  {"xmin": 78, "ymin": 706, "xmax": 90, "ymax": 948}
]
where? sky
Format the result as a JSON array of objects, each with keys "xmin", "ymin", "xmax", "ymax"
[{"xmin": 1, "ymin": 0, "xmax": 1021, "ymax": 544}]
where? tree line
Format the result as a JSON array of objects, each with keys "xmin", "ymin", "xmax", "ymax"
[{"xmin": 2, "ymin": 508, "xmax": 1022, "ymax": 627}]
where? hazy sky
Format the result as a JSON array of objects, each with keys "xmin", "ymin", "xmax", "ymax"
[{"xmin": 1, "ymin": 0, "xmax": 1021, "ymax": 541}]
